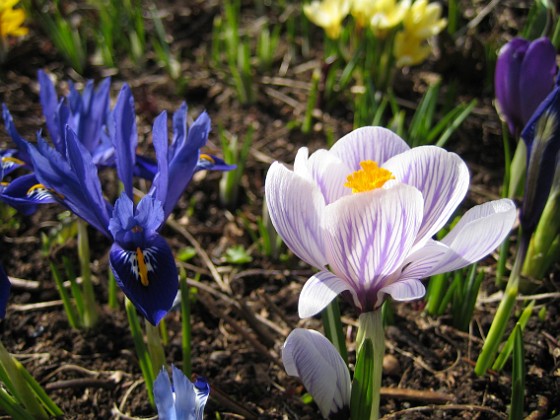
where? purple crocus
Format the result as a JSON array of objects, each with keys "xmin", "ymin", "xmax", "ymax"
[
  {"xmin": 495, "ymin": 37, "xmax": 557, "ymax": 136},
  {"xmin": 282, "ymin": 328, "xmax": 351, "ymax": 419},
  {"xmin": 265, "ymin": 127, "xmax": 517, "ymax": 318},
  {"xmin": 153, "ymin": 365, "xmax": 210, "ymax": 420},
  {"xmin": 520, "ymin": 73, "xmax": 560, "ymax": 240},
  {"xmin": 23, "ymin": 85, "xmax": 229, "ymax": 325}
]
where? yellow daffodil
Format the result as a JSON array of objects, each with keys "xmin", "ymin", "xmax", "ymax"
[
  {"xmin": 368, "ymin": 0, "xmax": 410, "ymax": 38},
  {"xmin": 393, "ymin": 30, "xmax": 431, "ymax": 67},
  {"xmin": 402, "ymin": 0, "xmax": 446, "ymax": 39},
  {"xmin": 303, "ymin": 0, "xmax": 351, "ymax": 39},
  {"xmin": 0, "ymin": 0, "xmax": 28, "ymax": 39}
]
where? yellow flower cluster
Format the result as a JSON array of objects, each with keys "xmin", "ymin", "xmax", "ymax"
[
  {"xmin": 393, "ymin": 0, "xmax": 447, "ymax": 67},
  {"xmin": 303, "ymin": 0, "xmax": 446, "ymax": 66},
  {"xmin": 0, "ymin": 0, "xmax": 28, "ymax": 39}
]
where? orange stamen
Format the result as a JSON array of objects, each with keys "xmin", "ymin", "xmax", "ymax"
[{"xmin": 344, "ymin": 160, "xmax": 395, "ymax": 194}]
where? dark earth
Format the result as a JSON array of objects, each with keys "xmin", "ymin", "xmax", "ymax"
[{"xmin": 0, "ymin": 0, "xmax": 559, "ymax": 418}]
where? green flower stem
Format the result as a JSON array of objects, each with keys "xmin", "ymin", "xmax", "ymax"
[
  {"xmin": 321, "ymin": 298, "xmax": 348, "ymax": 365},
  {"xmin": 508, "ymin": 140, "xmax": 526, "ymax": 199},
  {"xmin": 77, "ymin": 220, "xmax": 98, "ymax": 328},
  {"xmin": 125, "ymin": 298, "xmax": 155, "ymax": 407},
  {"xmin": 180, "ymin": 273, "xmax": 192, "ymax": 377},
  {"xmin": 49, "ymin": 259, "xmax": 79, "ymax": 329},
  {"xmin": 356, "ymin": 310, "xmax": 384, "ymax": 420},
  {"xmin": 145, "ymin": 322, "xmax": 166, "ymax": 377},
  {"xmin": 107, "ymin": 267, "xmax": 118, "ymax": 309},
  {"xmin": 475, "ymin": 239, "xmax": 528, "ymax": 376}
]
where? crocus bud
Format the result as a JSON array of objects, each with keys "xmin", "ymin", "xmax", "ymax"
[
  {"xmin": 495, "ymin": 37, "xmax": 557, "ymax": 136},
  {"xmin": 520, "ymin": 73, "xmax": 560, "ymax": 240}
]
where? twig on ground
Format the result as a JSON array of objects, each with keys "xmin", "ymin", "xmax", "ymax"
[{"xmin": 381, "ymin": 403, "xmax": 507, "ymax": 419}]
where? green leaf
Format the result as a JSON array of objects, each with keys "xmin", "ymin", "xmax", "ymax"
[
  {"xmin": 509, "ymin": 324, "xmax": 525, "ymax": 420},
  {"xmin": 225, "ymin": 245, "xmax": 253, "ymax": 264},
  {"xmin": 350, "ymin": 338, "xmax": 374, "ymax": 420}
]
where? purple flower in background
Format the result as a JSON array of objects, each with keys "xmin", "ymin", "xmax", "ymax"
[
  {"xmin": 0, "ymin": 265, "xmax": 10, "ymax": 319},
  {"xmin": 282, "ymin": 329, "xmax": 351, "ymax": 419},
  {"xmin": 153, "ymin": 365, "xmax": 210, "ymax": 420},
  {"xmin": 265, "ymin": 127, "xmax": 516, "ymax": 318},
  {"xmin": 520, "ymin": 73, "xmax": 560, "ymax": 239},
  {"xmin": 495, "ymin": 37, "xmax": 557, "ymax": 136}
]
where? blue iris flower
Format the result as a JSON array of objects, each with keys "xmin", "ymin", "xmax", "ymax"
[
  {"xmin": 153, "ymin": 365, "xmax": 210, "ymax": 420},
  {"xmin": 23, "ymin": 84, "xmax": 230, "ymax": 325},
  {"xmin": 0, "ymin": 265, "xmax": 10, "ymax": 319}
]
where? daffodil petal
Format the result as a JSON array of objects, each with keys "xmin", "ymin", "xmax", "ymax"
[
  {"xmin": 298, "ymin": 271, "xmax": 355, "ymax": 318},
  {"xmin": 383, "ymin": 146, "xmax": 469, "ymax": 245},
  {"xmin": 329, "ymin": 126, "xmax": 410, "ymax": 171},
  {"xmin": 282, "ymin": 329, "xmax": 351, "ymax": 418},
  {"xmin": 265, "ymin": 161, "xmax": 327, "ymax": 269}
]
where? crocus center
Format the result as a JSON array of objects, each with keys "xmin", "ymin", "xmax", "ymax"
[{"xmin": 344, "ymin": 160, "xmax": 395, "ymax": 193}]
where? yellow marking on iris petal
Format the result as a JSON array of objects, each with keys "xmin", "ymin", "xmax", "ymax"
[
  {"xmin": 199, "ymin": 153, "xmax": 215, "ymax": 164},
  {"xmin": 1, "ymin": 156, "xmax": 25, "ymax": 166},
  {"xmin": 1, "ymin": 182, "xmax": 8, "ymax": 186},
  {"xmin": 136, "ymin": 247, "xmax": 150, "ymax": 286},
  {"xmin": 344, "ymin": 160, "xmax": 395, "ymax": 193}
]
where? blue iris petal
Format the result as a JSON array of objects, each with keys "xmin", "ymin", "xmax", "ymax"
[
  {"xmin": 0, "ymin": 173, "xmax": 56, "ymax": 215},
  {"xmin": 0, "ymin": 265, "xmax": 10, "ymax": 319},
  {"xmin": 109, "ymin": 235, "xmax": 178, "ymax": 326},
  {"xmin": 153, "ymin": 365, "xmax": 210, "ymax": 420},
  {"xmin": 27, "ymin": 129, "xmax": 112, "ymax": 237}
]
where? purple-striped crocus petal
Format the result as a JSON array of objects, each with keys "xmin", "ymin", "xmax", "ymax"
[
  {"xmin": 429, "ymin": 199, "xmax": 517, "ymax": 275},
  {"xmin": 38, "ymin": 70, "xmax": 61, "ymax": 145},
  {"xmin": 283, "ymin": 329, "xmax": 351, "ymax": 419},
  {"xmin": 27, "ymin": 131, "xmax": 112, "ymax": 237},
  {"xmin": 164, "ymin": 111, "xmax": 210, "ymax": 219},
  {"xmin": 396, "ymin": 239, "xmax": 449, "ymax": 282},
  {"xmin": 383, "ymin": 146, "xmax": 469, "ymax": 246},
  {"xmin": 329, "ymin": 126, "xmax": 410, "ymax": 171},
  {"xmin": 265, "ymin": 162, "xmax": 327, "ymax": 269},
  {"xmin": 323, "ymin": 184, "xmax": 423, "ymax": 310},
  {"xmin": 149, "ymin": 111, "xmax": 170, "ymax": 208},
  {"xmin": 307, "ymin": 149, "xmax": 352, "ymax": 204},
  {"xmin": 519, "ymin": 37, "xmax": 557, "ymax": 125},
  {"xmin": 111, "ymin": 84, "xmax": 137, "ymax": 199},
  {"xmin": 495, "ymin": 38, "xmax": 528, "ymax": 135},
  {"xmin": 2, "ymin": 104, "xmax": 31, "ymax": 163},
  {"xmin": 299, "ymin": 271, "xmax": 356, "ymax": 318},
  {"xmin": 0, "ymin": 265, "xmax": 10, "ymax": 319},
  {"xmin": 110, "ymin": 234, "xmax": 178, "ymax": 326},
  {"xmin": 154, "ymin": 367, "xmax": 175, "ymax": 420},
  {"xmin": 377, "ymin": 279, "xmax": 425, "ymax": 304}
]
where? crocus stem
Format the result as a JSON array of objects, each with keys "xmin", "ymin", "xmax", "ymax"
[
  {"xmin": 475, "ymin": 238, "xmax": 528, "ymax": 376},
  {"xmin": 77, "ymin": 220, "xmax": 98, "ymax": 328},
  {"xmin": 321, "ymin": 298, "xmax": 348, "ymax": 364},
  {"xmin": 356, "ymin": 310, "xmax": 384, "ymax": 420},
  {"xmin": 508, "ymin": 140, "xmax": 526, "ymax": 199}
]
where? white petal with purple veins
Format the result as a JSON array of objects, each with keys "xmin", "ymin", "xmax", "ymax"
[
  {"xmin": 308, "ymin": 149, "xmax": 352, "ymax": 204},
  {"xmin": 383, "ymin": 146, "xmax": 469, "ymax": 245},
  {"xmin": 377, "ymin": 279, "xmax": 426, "ymax": 304},
  {"xmin": 330, "ymin": 126, "xmax": 410, "ymax": 170},
  {"xmin": 299, "ymin": 271, "xmax": 356, "ymax": 318},
  {"xmin": 265, "ymin": 162, "xmax": 327, "ymax": 269},
  {"xmin": 283, "ymin": 329, "xmax": 351, "ymax": 418},
  {"xmin": 323, "ymin": 184, "xmax": 424, "ymax": 294},
  {"xmin": 430, "ymin": 199, "xmax": 517, "ymax": 275}
]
